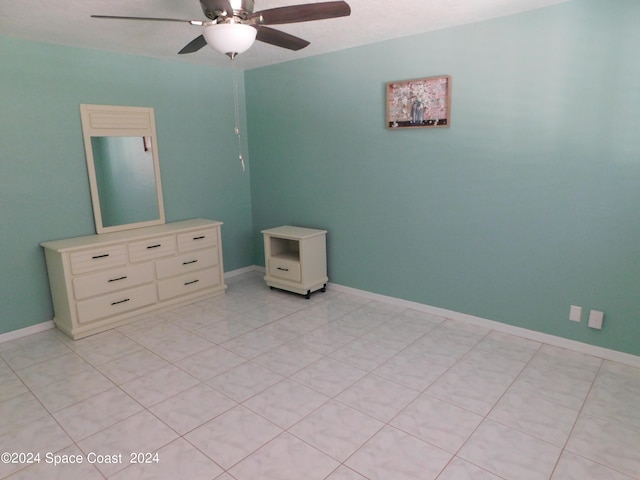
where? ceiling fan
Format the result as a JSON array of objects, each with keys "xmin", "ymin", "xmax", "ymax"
[{"xmin": 92, "ymin": 0, "xmax": 352, "ymax": 59}]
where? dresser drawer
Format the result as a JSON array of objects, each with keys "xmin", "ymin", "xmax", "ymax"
[
  {"xmin": 268, "ymin": 257, "xmax": 301, "ymax": 282},
  {"xmin": 73, "ymin": 263, "xmax": 154, "ymax": 300},
  {"xmin": 157, "ymin": 266, "xmax": 220, "ymax": 301},
  {"xmin": 155, "ymin": 249, "xmax": 218, "ymax": 280},
  {"xmin": 70, "ymin": 245, "xmax": 127, "ymax": 275},
  {"xmin": 128, "ymin": 235, "xmax": 176, "ymax": 262},
  {"xmin": 177, "ymin": 228, "xmax": 217, "ymax": 253},
  {"xmin": 76, "ymin": 284, "xmax": 157, "ymax": 324}
]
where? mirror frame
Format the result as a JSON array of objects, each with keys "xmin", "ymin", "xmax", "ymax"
[{"xmin": 80, "ymin": 104, "xmax": 165, "ymax": 234}]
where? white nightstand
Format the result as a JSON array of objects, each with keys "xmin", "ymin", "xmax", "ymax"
[{"xmin": 262, "ymin": 226, "xmax": 328, "ymax": 299}]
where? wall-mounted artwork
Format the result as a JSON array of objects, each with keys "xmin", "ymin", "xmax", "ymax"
[{"xmin": 386, "ymin": 75, "xmax": 451, "ymax": 129}]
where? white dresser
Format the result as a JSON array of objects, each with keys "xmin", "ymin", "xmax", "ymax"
[{"xmin": 41, "ymin": 219, "xmax": 226, "ymax": 339}]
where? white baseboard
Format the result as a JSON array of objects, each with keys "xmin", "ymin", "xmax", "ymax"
[
  {"xmin": 0, "ymin": 321, "xmax": 55, "ymax": 344},
  {"xmin": 224, "ymin": 265, "xmax": 260, "ymax": 278},
  {"xmin": 224, "ymin": 266, "xmax": 640, "ymax": 367},
  {"xmin": 5, "ymin": 266, "xmax": 639, "ymax": 368},
  {"xmin": 329, "ymin": 282, "xmax": 640, "ymax": 369}
]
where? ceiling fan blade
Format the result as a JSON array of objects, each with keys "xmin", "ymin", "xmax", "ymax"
[
  {"xmin": 178, "ymin": 35, "xmax": 208, "ymax": 54},
  {"xmin": 249, "ymin": 1, "xmax": 351, "ymax": 25},
  {"xmin": 255, "ymin": 26, "xmax": 310, "ymax": 51},
  {"xmin": 91, "ymin": 15, "xmax": 196, "ymax": 24}
]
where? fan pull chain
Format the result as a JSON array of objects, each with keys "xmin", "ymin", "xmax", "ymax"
[{"xmin": 231, "ymin": 58, "xmax": 246, "ymax": 172}]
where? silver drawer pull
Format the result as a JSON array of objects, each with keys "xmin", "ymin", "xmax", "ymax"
[
  {"xmin": 277, "ymin": 267, "xmax": 289, "ymax": 272},
  {"xmin": 146, "ymin": 244, "xmax": 162, "ymax": 249},
  {"xmin": 92, "ymin": 253, "xmax": 109, "ymax": 259},
  {"xmin": 108, "ymin": 276, "xmax": 128, "ymax": 283},
  {"xmin": 184, "ymin": 279, "xmax": 199, "ymax": 286},
  {"xmin": 193, "ymin": 235, "xmax": 205, "ymax": 240},
  {"xmin": 111, "ymin": 298, "xmax": 130, "ymax": 306},
  {"xmin": 183, "ymin": 260, "xmax": 198, "ymax": 265}
]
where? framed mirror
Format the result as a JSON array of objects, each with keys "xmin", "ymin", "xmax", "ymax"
[{"xmin": 80, "ymin": 104, "xmax": 165, "ymax": 234}]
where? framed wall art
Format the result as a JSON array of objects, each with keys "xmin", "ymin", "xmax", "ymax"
[{"xmin": 386, "ymin": 75, "xmax": 451, "ymax": 129}]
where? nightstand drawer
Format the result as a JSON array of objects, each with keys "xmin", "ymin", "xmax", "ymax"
[
  {"xmin": 157, "ymin": 266, "xmax": 220, "ymax": 301},
  {"xmin": 177, "ymin": 228, "xmax": 217, "ymax": 253},
  {"xmin": 155, "ymin": 249, "xmax": 218, "ymax": 279},
  {"xmin": 73, "ymin": 263, "xmax": 154, "ymax": 300},
  {"xmin": 70, "ymin": 245, "xmax": 127, "ymax": 275},
  {"xmin": 268, "ymin": 257, "xmax": 301, "ymax": 282},
  {"xmin": 128, "ymin": 235, "xmax": 176, "ymax": 262},
  {"xmin": 76, "ymin": 283, "xmax": 157, "ymax": 324}
]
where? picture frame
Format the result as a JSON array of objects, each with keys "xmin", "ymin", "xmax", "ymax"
[{"xmin": 386, "ymin": 75, "xmax": 451, "ymax": 129}]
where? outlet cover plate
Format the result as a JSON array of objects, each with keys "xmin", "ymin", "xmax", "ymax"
[
  {"xmin": 569, "ymin": 305, "xmax": 582, "ymax": 322},
  {"xmin": 588, "ymin": 310, "xmax": 604, "ymax": 329}
]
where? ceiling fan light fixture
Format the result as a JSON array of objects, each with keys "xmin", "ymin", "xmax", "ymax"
[{"xmin": 203, "ymin": 23, "xmax": 256, "ymax": 57}]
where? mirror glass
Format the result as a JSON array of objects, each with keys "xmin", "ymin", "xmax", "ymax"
[
  {"xmin": 90, "ymin": 136, "xmax": 160, "ymax": 228},
  {"xmin": 80, "ymin": 104, "xmax": 165, "ymax": 234}
]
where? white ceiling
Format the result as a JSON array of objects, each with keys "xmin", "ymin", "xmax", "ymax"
[{"xmin": 0, "ymin": 0, "xmax": 570, "ymax": 70}]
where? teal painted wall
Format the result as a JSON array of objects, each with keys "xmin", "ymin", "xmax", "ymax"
[
  {"xmin": 2, "ymin": 0, "xmax": 639, "ymax": 357},
  {"xmin": 0, "ymin": 37, "xmax": 253, "ymax": 334},
  {"xmin": 246, "ymin": 0, "xmax": 640, "ymax": 356}
]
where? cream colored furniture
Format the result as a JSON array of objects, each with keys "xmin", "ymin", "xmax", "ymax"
[
  {"xmin": 262, "ymin": 226, "xmax": 328, "ymax": 299},
  {"xmin": 41, "ymin": 219, "xmax": 226, "ymax": 339},
  {"xmin": 80, "ymin": 104, "xmax": 165, "ymax": 234}
]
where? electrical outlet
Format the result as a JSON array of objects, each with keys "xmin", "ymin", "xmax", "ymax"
[
  {"xmin": 569, "ymin": 305, "xmax": 582, "ymax": 322},
  {"xmin": 588, "ymin": 310, "xmax": 604, "ymax": 330}
]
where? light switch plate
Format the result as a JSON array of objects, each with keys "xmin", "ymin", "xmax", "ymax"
[
  {"xmin": 569, "ymin": 305, "xmax": 582, "ymax": 322},
  {"xmin": 588, "ymin": 310, "xmax": 604, "ymax": 330}
]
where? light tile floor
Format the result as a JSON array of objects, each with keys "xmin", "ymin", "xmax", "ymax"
[{"xmin": 1, "ymin": 271, "xmax": 640, "ymax": 479}]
